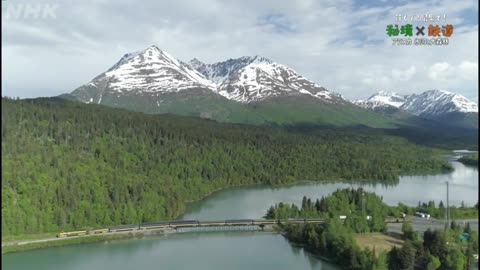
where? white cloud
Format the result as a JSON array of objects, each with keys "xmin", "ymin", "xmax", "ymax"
[
  {"xmin": 392, "ymin": 66, "xmax": 416, "ymax": 81},
  {"xmin": 1, "ymin": 0, "xmax": 478, "ymax": 102},
  {"xmin": 429, "ymin": 62, "xmax": 453, "ymax": 81},
  {"xmin": 458, "ymin": 61, "xmax": 478, "ymax": 79},
  {"xmin": 429, "ymin": 61, "xmax": 478, "ymax": 82}
]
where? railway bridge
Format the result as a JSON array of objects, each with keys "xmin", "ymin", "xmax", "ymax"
[
  {"xmin": 109, "ymin": 218, "xmax": 326, "ymax": 234},
  {"xmin": 57, "ymin": 217, "xmax": 404, "ymax": 237}
]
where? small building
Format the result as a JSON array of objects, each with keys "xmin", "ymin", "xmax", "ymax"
[{"xmin": 339, "ymin": 215, "xmax": 347, "ymax": 220}]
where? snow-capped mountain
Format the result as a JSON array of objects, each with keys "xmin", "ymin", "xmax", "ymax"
[
  {"xmin": 356, "ymin": 90, "xmax": 478, "ymax": 117},
  {"xmin": 189, "ymin": 56, "xmax": 343, "ymax": 103},
  {"xmin": 354, "ymin": 91, "xmax": 406, "ymax": 109},
  {"xmin": 71, "ymin": 45, "xmax": 216, "ymax": 104},
  {"xmin": 189, "ymin": 56, "xmax": 261, "ymax": 83},
  {"xmin": 401, "ymin": 90, "xmax": 478, "ymax": 117},
  {"xmin": 71, "ymin": 45, "xmax": 345, "ymax": 105}
]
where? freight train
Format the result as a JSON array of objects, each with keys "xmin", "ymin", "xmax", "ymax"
[
  {"xmin": 56, "ymin": 220, "xmax": 200, "ymax": 237},
  {"xmin": 56, "ymin": 219, "xmax": 318, "ymax": 237}
]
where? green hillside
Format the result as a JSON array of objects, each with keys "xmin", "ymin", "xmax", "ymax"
[
  {"xmin": 242, "ymin": 96, "xmax": 398, "ymax": 127},
  {"xmin": 1, "ymin": 97, "xmax": 451, "ymax": 237},
  {"xmin": 63, "ymin": 92, "xmax": 398, "ymax": 128}
]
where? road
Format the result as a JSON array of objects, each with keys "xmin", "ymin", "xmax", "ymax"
[{"xmin": 387, "ymin": 217, "xmax": 478, "ymax": 235}]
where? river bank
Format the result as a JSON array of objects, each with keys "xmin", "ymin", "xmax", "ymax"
[
  {"xmin": 2, "ymin": 166, "xmax": 451, "ymax": 249},
  {"xmin": 2, "ymin": 159, "xmax": 478, "ymax": 270},
  {"xmin": 2, "ymin": 156, "xmax": 476, "ymax": 252},
  {"xmin": 1, "ymin": 227, "xmax": 178, "ymax": 254}
]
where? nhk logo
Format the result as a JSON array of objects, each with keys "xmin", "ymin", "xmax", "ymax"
[{"xmin": 2, "ymin": 2, "xmax": 59, "ymax": 19}]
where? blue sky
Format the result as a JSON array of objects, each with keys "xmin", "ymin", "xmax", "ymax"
[{"xmin": 1, "ymin": 0, "xmax": 478, "ymax": 102}]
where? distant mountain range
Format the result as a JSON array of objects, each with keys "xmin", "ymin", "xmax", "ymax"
[
  {"xmin": 64, "ymin": 45, "xmax": 478, "ymax": 129},
  {"xmin": 354, "ymin": 90, "xmax": 478, "ymax": 129}
]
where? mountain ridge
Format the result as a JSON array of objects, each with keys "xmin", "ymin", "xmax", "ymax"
[
  {"xmin": 70, "ymin": 45, "xmax": 346, "ymax": 105},
  {"xmin": 355, "ymin": 90, "xmax": 478, "ymax": 129},
  {"xmin": 355, "ymin": 89, "xmax": 477, "ymax": 114},
  {"xmin": 67, "ymin": 45, "xmax": 477, "ymax": 129}
]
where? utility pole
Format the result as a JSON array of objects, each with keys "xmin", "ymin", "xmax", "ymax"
[
  {"xmin": 362, "ymin": 192, "xmax": 366, "ymax": 217},
  {"xmin": 446, "ymin": 181, "xmax": 450, "ymax": 228}
]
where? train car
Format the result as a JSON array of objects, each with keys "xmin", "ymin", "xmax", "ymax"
[
  {"xmin": 169, "ymin": 220, "xmax": 200, "ymax": 227},
  {"xmin": 88, "ymin": 228, "xmax": 109, "ymax": 235},
  {"xmin": 286, "ymin": 218, "xmax": 307, "ymax": 224},
  {"xmin": 225, "ymin": 219, "xmax": 254, "ymax": 225},
  {"xmin": 56, "ymin": 230, "xmax": 88, "ymax": 238},
  {"xmin": 198, "ymin": 220, "xmax": 226, "ymax": 226},
  {"xmin": 140, "ymin": 221, "xmax": 170, "ymax": 230},
  {"xmin": 108, "ymin": 224, "xmax": 139, "ymax": 232},
  {"xmin": 306, "ymin": 218, "xmax": 324, "ymax": 223},
  {"xmin": 253, "ymin": 219, "xmax": 276, "ymax": 225}
]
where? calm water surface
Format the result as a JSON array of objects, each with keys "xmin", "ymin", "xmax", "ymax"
[
  {"xmin": 2, "ymin": 233, "xmax": 338, "ymax": 270},
  {"xmin": 3, "ymin": 161, "xmax": 478, "ymax": 270},
  {"xmin": 183, "ymin": 161, "xmax": 478, "ymax": 220}
]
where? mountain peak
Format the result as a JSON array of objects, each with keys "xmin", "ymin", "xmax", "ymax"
[
  {"xmin": 356, "ymin": 89, "xmax": 478, "ymax": 119},
  {"xmin": 146, "ymin": 44, "xmax": 160, "ymax": 50},
  {"xmin": 372, "ymin": 90, "xmax": 397, "ymax": 97},
  {"xmin": 141, "ymin": 45, "xmax": 161, "ymax": 54},
  {"xmin": 245, "ymin": 55, "xmax": 273, "ymax": 64},
  {"xmin": 74, "ymin": 46, "xmax": 215, "ymax": 99},
  {"xmin": 403, "ymin": 89, "xmax": 478, "ymax": 114},
  {"xmin": 359, "ymin": 91, "xmax": 406, "ymax": 108},
  {"xmin": 189, "ymin": 58, "xmax": 205, "ymax": 68},
  {"xmin": 72, "ymin": 47, "xmax": 345, "ymax": 105},
  {"xmin": 142, "ymin": 45, "xmax": 163, "ymax": 57},
  {"xmin": 427, "ymin": 89, "xmax": 448, "ymax": 93}
]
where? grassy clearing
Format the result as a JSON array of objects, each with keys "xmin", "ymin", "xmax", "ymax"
[{"xmin": 354, "ymin": 232, "xmax": 404, "ymax": 256}]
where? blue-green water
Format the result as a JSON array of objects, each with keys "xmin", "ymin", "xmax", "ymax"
[
  {"xmin": 183, "ymin": 161, "xmax": 478, "ymax": 220},
  {"xmin": 2, "ymin": 161, "xmax": 478, "ymax": 270},
  {"xmin": 2, "ymin": 233, "xmax": 338, "ymax": 270}
]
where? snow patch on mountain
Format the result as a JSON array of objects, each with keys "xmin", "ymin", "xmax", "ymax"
[
  {"xmin": 355, "ymin": 91, "xmax": 406, "ymax": 109},
  {"xmin": 102, "ymin": 45, "xmax": 215, "ymax": 93},
  {"xmin": 72, "ymin": 46, "xmax": 350, "ymax": 105},
  {"xmin": 355, "ymin": 89, "xmax": 478, "ymax": 117},
  {"xmin": 401, "ymin": 89, "xmax": 478, "ymax": 116},
  {"xmin": 190, "ymin": 56, "xmax": 340, "ymax": 103}
]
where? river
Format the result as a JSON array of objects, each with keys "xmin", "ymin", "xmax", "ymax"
[
  {"xmin": 2, "ymin": 161, "xmax": 478, "ymax": 270},
  {"xmin": 183, "ymin": 161, "xmax": 478, "ymax": 220}
]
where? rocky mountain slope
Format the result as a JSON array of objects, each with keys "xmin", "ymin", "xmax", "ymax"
[
  {"xmin": 67, "ymin": 45, "xmax": 392, "ymax": 127},
  {"xmin": 355, "ymin": 90, "xmax": 478, "ymax": 128}
]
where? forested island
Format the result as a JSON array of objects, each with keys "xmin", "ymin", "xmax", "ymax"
[
  {"xmin": 1, "ymin": 98, "xmax": 452, "ymax": 238},
  {"xmin": 459, "ymin": 153, "xmax": 479, "ymax": 166},
  {"xmin": 266, "ymin": 189, "xmax": 479, "ymax": 270}
]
